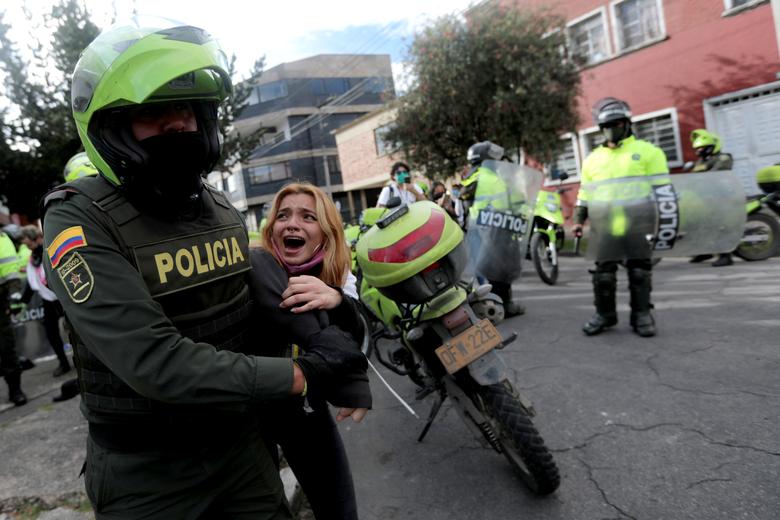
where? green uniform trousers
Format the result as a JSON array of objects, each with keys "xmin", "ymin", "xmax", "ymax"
[{"xmin": 85, "ymin": 426, "xmax": 293, "ymax": 520}]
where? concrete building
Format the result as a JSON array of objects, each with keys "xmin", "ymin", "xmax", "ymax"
[
  {"xmin": 333, "ymin": 106, "xmax": 403, "ymax": 217},
  {"xmin": 500, "ymin": 0, "xmax": 780, "ymax": 206},
  {"xmin": 212, "ymin": 54, "xmax": 395, "ymax": 229}
]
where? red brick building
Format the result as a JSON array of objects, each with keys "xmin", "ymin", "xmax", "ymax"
[{"xmin": 502, "ymin": 0, "xmax": 780, "ymax": 207}]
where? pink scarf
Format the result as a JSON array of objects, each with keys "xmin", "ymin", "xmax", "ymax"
[{"xmin": 272, "ymin": 240, "xmax": 326, "ymax": 275}]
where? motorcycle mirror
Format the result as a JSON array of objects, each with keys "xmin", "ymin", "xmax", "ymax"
[{"xmin": 386, "ymin": 196, "xmax": 403, "ymax": 209}]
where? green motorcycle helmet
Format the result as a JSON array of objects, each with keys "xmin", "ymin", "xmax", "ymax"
[
  {"xmin": 71, "ymin": 16, "xmax": 231, "ymax": 187},
  {"xmin": 690, "ymin": 129, "xmax": 721, "ymax": 155},
  {"xmin": 63, "ymin": 152, "xmax": 99, "ymax": 182}
]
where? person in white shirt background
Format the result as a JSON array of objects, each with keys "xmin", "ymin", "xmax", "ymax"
[
  {"xmin": 18, "ymin": 225, "xmax": 72, "ymax": 377},
  {"xmin": 376, "ymin": 161, "xmax": 427, "ymax": 207}
]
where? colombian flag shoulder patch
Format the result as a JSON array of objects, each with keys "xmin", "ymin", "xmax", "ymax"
[{"xmin": 47, "ymin": 226, "xmax": 87, "ymax": 268}]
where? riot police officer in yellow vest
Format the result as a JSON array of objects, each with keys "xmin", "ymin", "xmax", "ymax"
[
  {"xmin": 461, "ymin": 141, "xmax": 526, "ymax": 316},
  {"xmin": 1, "ymin": 229, "xmax": 27, "ymax": 406},
  {"xmin": 687, "ymin": 129, "xmax": 735, "ymax": 266},
  {"xmin": 42, "ymin": 18, "xmax": 364, "ymax": 519},
  {"xmin": 572, "ymin": 98, "xmax": 669, "ymax": 337}
]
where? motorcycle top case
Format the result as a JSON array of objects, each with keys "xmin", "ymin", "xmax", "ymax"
[
  {"xmin": 464, "ymin": 160, "xmax": 543, "ymax": 283},
  {"xmin": 356, "ymin": 201, "xmax": 467, "ymax": 304},
  {"xmin": 581, "ymin": 170, "xmax": 746, "ymax": 261}
]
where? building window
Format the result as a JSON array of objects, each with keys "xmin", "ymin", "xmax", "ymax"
[
  {"xmin": 611, "ymin": 0, "xmax": 665, "ymax": 53},
  {"xmin": 566, "ymin": 8, "xmax": 610, "ymax": 65},
  {"xmin": 579, "ymin": 108, "xmax": 682, "ymax": 168},
  {"xmin": 226, "ymin": 174, "xmax": 236, "ymax": 193},
  {"xmin": 722, "ymin": 0, "xmax": 768, "ymax": 14},
  {"xmin": 327, "ymin": 155, "xmax": 342, "ymax": 185},
  {"xmin": 247, "ymin": 162, "xmax": 291, "ymax": 185},
  {"xmin": 374, "ymin": 124, "xmax": 396, "ymax": 156},
  {"xmin": 632, "ymin": 110, "xmax": 681, "ymax": 166},
  {"xmin": 256, "ymin": 81, "xmax": 288, "ymax": 103},
  {"xmin": 547, "ymin": 134, "xmax": 580, "ymax": 181}
]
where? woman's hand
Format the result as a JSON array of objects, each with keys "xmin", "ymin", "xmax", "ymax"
[
  {"xmin": 280, "ymin": 275, "xmax": 342, "ymax": 313},
  {"xmin": 336, "ymin": 407, "xmax": 368, "ymax": 423}
]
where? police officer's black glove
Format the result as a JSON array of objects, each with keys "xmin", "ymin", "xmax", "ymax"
[{"xmin": 296, "ymin": 325, "xmax": 368, "ymax": 406}]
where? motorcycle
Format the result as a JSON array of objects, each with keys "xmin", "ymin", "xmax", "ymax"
[
  {"xmin": 734, "ymin": 165, "xmax": 780, "ymax": 261},
  {"xmin": 355, "ymin": 166, "xmax": 559, "ymax": 496},
  {"xmin": 528, "ymin": 172, "xmax": 571, "ymax": 285}
]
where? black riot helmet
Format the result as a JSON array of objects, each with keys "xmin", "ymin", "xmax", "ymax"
[
  {"xmin": 466, "ymin": 141, "xmax": 505, "ymax": 167},
  {"xmin": 593, "ymin": 97, "xmax": 633, "ymax": 145}
]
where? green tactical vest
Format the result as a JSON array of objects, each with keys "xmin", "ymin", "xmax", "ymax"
[{"xmin": 43, "ymin": 176, "xmax": 252, "ymax": 420}]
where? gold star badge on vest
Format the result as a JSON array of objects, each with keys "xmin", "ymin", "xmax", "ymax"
[{"xmin": 57, "ymin": 251, "xmax": 94, "ymax": 303}]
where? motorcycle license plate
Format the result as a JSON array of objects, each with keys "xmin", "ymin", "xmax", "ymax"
[{"xmin": 435, "ymin": 319, "xmax": 502, "ymax": 374}]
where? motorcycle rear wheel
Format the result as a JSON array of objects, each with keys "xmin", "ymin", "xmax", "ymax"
[
  {"xmin": 477, "ymin": 383, "xmax": 560, "ymax": 495},
  {"xmin": 530, "ymin": 233, "xmax": 558, "ymax": 286},
  {"xmin": 735, "ymin": 212, "xmax": 780, "ymax": 261}
]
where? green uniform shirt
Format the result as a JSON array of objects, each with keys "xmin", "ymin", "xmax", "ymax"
[
  {"xmin": 577, "ymin": 135, "xmax": 669, "ymax": 205},
  {"xmin": 691, "ymin": 152, "xmax": 733, "ymax": 172},
  {"xmin": 0, "ymin": 233, "xmax": 20, "ymax": 285},
  {"xmin": 43, "ymin": 193, "xmax": 293, "ymax": 414}
]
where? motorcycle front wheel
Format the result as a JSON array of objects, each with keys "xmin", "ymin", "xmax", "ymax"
[
  {"xmin": 357, "ymin": 305, "xmax": 375, "ymax": 358},
  {"xmin": 477, "ymin": 383, "xmax": 560, "ymax": 495},
  {"xmin": 735, "ymin": 212, "xmax": 780, "ymax": 261},
  {"xmin": 530, "ymin": 233, "xmax": 559, "ymax": 285}
]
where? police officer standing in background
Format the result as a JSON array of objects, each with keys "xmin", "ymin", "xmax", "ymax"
[
  {"xmin": 43, "ymin": 18, "xmax": 365, "ymax": 519},
  {"xmin": 1, "ymin": 227, "xmax": 27, "ymax": 406},
  {"xmin": 572, "ymin": 98, "xmax": 669, "ymax": 338},
  {"xmin": 687, "ymin": 129, "xmax": 735, "ymax": 267},
  {"xmin": 461, "ymin": 141, "xmax": 526, "ymax": 317}
]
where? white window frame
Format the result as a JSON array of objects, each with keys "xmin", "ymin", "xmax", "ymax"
[
  {"xmin": 722, "ymin": 0, "xmax": 768, "ymax": 16},
  {"xmin": 565, "ymin": 7, "xmax": 612, "ymax": 66},
  {"xmin": 577, "ymin": 107, "xmax": 683, "ymax": 168},
  {"xmin": 610, "ymin": 0, "xmax": 667, "ymax": 55},
  {"xmin": 544, "ymin": 133, "xmax": 582, "ymax": 186}
]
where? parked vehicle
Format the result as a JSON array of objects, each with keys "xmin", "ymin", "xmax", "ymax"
[
  {"xmin": 355, "ymin": 196, "xmax": 559, "ymax": 494},
  {"xmin": 528, "ymin": 173, "xmax": 571, "ymax": 285},
  {"xmin": 734, "ymin": 165, "xmax": 780, "ymax": 261}
]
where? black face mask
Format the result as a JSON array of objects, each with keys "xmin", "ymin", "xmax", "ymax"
[
  {"xmin": 601, "ymin": 121, "xmax": 629, "ymax": 145},
  {"xmin": 433, "ymin": 191, "xmax": 445, "ymax": 201},
  {"xmin": 129, "ymin": 131, "xmax": 209, "ymax": 211}
]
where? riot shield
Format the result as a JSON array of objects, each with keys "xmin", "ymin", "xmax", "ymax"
[
  {"xmin": 582, "ymin": 171, "xmax": 745, "ymax": 262},
  {"xmin": 464, "ymin": 160, "xmax": 543, "ymax": 283}
]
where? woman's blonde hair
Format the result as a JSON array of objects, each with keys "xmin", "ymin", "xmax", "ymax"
[{"xmin": 262, "ymin": 182, "xmax": 350, "ymax": 287}]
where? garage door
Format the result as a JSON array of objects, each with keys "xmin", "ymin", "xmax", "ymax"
[{"xmin": 706, "ymin": 81, "xmax": 780, "ymax": 195}]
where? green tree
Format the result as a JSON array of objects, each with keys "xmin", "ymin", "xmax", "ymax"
[
  {"xmin": 0, "ymin": 0, "xmax": 99, "ymax": 219},
  {"xmin": 386, "ymin": 4, "xmax": 581, "ymax": 179}
]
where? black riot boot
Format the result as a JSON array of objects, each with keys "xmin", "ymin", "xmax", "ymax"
[
  {"xmin": 628, "ymin": 268, "xmax": 655, "ymax": 337},
  {"xmin": 583, "ymin": 271, "xmax": 617, "ymax": 336},
  {"xmin": 5, "ymin": 371, "xmax": 28, "ymax": 406}
]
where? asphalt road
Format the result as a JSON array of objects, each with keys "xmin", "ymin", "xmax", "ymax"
[{"xmin": 340, "ymin": 256, "xmax": 780, "ymax": 520}]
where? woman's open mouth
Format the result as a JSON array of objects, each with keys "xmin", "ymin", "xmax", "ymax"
[{"xmin": 282, "ymin": 235, "xmax": 306, "ymax": 254}]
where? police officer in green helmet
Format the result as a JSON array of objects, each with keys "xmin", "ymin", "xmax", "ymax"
[
  {"xmin": 688, "ymin": 129, "xmax": 735, "ymax": 266},
  {"xmin": 42, "ymin": 17, "xmax": 364, "ymax": 519},
  {"xmin": 572, "ymin": 97, "xmax": 669, "ymax": 337},
  {"xmin": 63, "ymin": 151, "xmax": 99, "ymax": 182},
  {"xmin": 0, "ymin": 226, "xmax": 27, "ymax": 406},
  {"xmin": 461, "ymin": 141, "xmax": 526, "ymax": 317}
]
